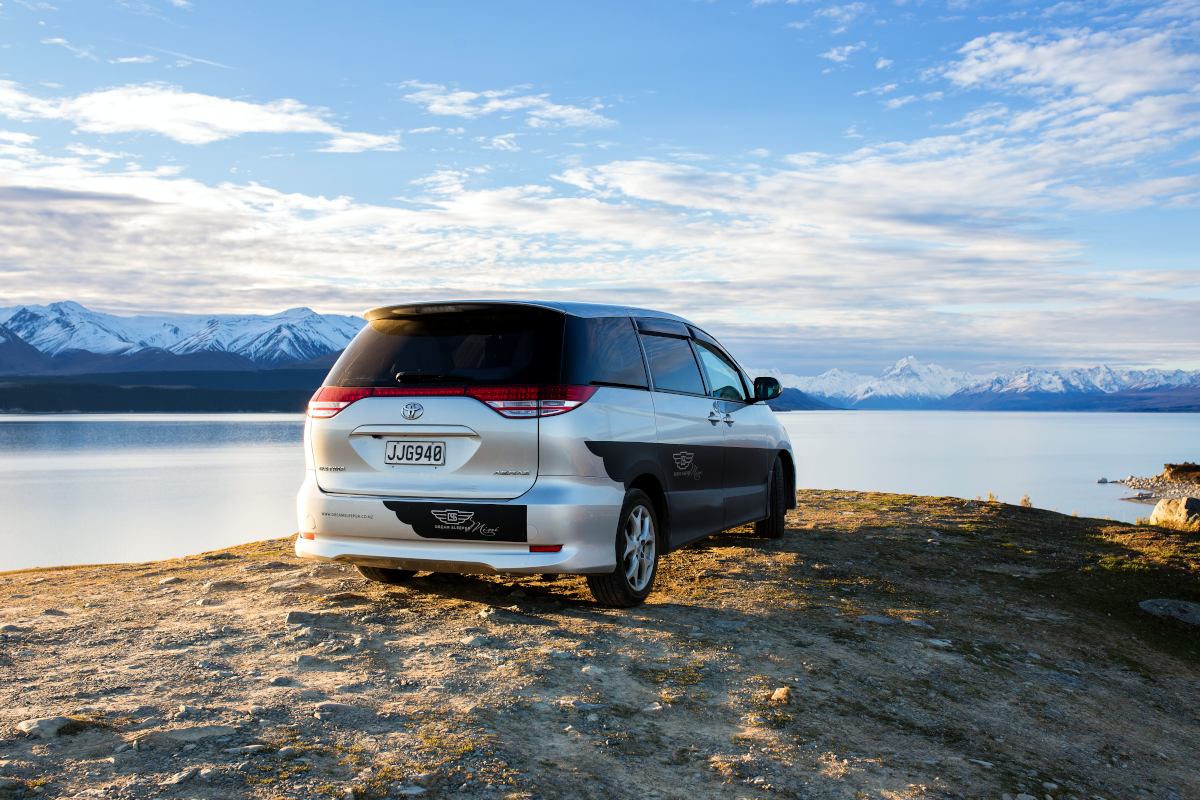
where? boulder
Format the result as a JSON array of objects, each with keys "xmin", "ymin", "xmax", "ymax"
[
  {"xmin": 16, "ymin": 716, "xmax": 83, "ymax": 738},
  {"xmin": 1139, "ymin": 599, "xmax": 1200, "ymax": 627},
  {"xmin": 1148, "ymin": 497, "xmax": 1200, "ymax": 529}
]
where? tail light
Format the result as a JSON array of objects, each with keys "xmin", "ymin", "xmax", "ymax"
[{"xmin": 307, "ymin": 385, "xmax": 597, "ymax": 419}]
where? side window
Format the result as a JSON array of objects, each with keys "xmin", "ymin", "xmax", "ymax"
[
  {"xmin": 639, "ymin": 334, "xmax": 706, "ymax": 395},
  {"xmin": 563, "ymin": 316, "xmax": 648, "ymax": 388},
  {"xmin": 694, "ymin": 343, "xmax": 748, "ymax": 402}
]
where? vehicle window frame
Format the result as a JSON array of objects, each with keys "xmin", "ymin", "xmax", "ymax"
[
  {"xmin": 691, "ymin": 339, "xmax": 750, "ymax": 404},
  {"xmin": 563, "ymin": 315, "xmax": 651, "ymax": 391},
  {"xmin": 636, "ymin": 331, "xmax": 709, "ymax": 398}
]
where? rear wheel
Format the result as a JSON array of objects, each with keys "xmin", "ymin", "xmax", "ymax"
[
  {"xmin": 586, "ymin": 489, "xmax": 659, "ymax": 607},
  {"xmin": 356, "ymin": 565, "xmax": 417, "ymax": 584},
  {"xmin": 754, "ymin": 457, "xmax": 787, "ymax": 539}
]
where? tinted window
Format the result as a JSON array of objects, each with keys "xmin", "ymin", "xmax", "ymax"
[
  {"xmin": 564, "ymin": 316, "xmax": 648, "ymax": 388},
  {"xmin": 695, "ymin": 343, "xmax": 748, "ymax": 402},
  {"xmin": 640, "ymin": 334, "xmax": 705, "ymax": 395},
  {"xmin": 326, "ymin": 306, "xmax": 564, "ymax": 387}
]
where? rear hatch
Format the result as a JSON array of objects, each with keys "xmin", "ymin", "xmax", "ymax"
[{"xmin": 308, "ymin": 304, "xmax": 565, "ymax": 500}]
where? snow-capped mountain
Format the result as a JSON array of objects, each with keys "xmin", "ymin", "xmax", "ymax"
[
  {"xmin": 0, "ymin": 301, "xmax": 364, "ymax": 370},
  {"xmin": 955, "ymin": 366, "xmax": 1198, "ymax": 396},
  {"xmin": 792, "ymin": 356, "xmax": 984, "ymax": 408},
  {"xmin": 792, "ymin": 356, "xmax": 1200, "ymax": 409}
]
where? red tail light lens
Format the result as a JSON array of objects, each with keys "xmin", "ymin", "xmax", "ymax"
[{"xmin": 307, "ymin": 385, "xmax": 597, "ymax": 419}]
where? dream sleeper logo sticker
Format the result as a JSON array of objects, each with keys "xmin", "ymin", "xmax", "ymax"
[
  {"xmin": 672, "ymin": 451, "xmax": 702, "ymax": 481},
  {"xmin": 430, "ymin": 509, "xmax": 500, "ymax": 537}
]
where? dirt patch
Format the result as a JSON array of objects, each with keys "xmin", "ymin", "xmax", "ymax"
[{"xmin": 1, "ymin": 491, "xmax": 1196, "ymax": 799}]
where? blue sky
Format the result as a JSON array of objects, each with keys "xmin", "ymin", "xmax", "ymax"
[{"xmin": 1, "ymin": 0, "xmax": 1197, "ymax": 374}]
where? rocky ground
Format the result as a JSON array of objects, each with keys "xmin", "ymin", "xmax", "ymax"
[
  {"xmin": 1108, "ymin": 475, "xmax": 1200, "ymax": 504},
  {"xmin": 2, "ymin": 490, "xmax": 1198, "ymax": 800}
]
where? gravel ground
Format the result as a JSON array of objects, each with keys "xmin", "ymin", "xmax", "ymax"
[{"xmin": 1, "ymin": 490, "xmax": 1198, "ymax": 800}]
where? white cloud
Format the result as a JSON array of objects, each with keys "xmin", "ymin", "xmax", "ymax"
[
  {"xmin": 0, "ymin": 81, "xmax": 401, "ymax": 151},
  {"xmin": 820, "ymin": 41, "xmax": 866, "ymax": 63},
  {"xmin": 875, "ymin": 57, "xmax": 893, "ymax": 69},
  {"xmin": 946, "ymin": 28, "xmax": 1200, "ymax": 104},
  {"xmin": 40, "ymin": 37, "xmax": 97, "ymax": 61},
  {"xmin": 110, "ymin": 55, "xmax": 157, "ymax": 64},
  {"xmin": 884, "ymin": 95, "xmax": 916, "ymax": 109},
  {"xmin": 479, "ymin": 133, "xmax": 520, "ymax": 151},
  {"xmin": 401, "ymin": 81, "xmax": 616, "ymax": 129},
  {"xmin": 813, "ymin": 3, "xmax": 868, "ymax": 32}
]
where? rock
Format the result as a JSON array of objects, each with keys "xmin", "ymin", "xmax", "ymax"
[
  {"xmin": 1015, "ymin": 794, "xmax": 1037, "ymax": 800},
  {"xmin": 905, "ymin": 619, "xmax": 934, "ymax": 630},
  {"xmin": 1097, "ymin": 477, "xmax": 1108, "ymax": 484},
  {"xmin": 16, "ymin": 716, "xmax": 82, "ymax": 738},
  {"xmin": 580, "ymin": 665, "xmax": 605, "ymax": 676},
  {"xmin": 313, "ymin": 701, "xmax": 359, "ymax": 719},
  {"xmin": 297, "ymin": 655, "xmax": 342, "ymax": 672},
  {"xmin": 1139, "ymin": 599, "xmax": 1200, "ymax": 627},
  {"xmin": 149, "ymin": 724, "xmax": 238, "ymax": 744},
  {"xmin": 459, "ymin": 634, "xmax": 487, "ymax": 647},
  {"xmin": 1148, "ymin": 497, "xmax": 1200, "ymax": 529},
  {"xmin": 395, "ymin": 788, "xmax": 427, "ymax": 797},
  {"xmin": 269, "ymin": 675, "xmax": 294, "ymax": 686},
  {"xmin": 42, "ymin": 608, "xmax": 67, "ymax": 616},
  {"xmin": 242, "ymin": 560, "xmax": 292, "ymax": 572},
  {"xmin": 769, "ymin": 686, "xmax": 791, "ymax": 705},
  {"xmin": 202, "ymin": 552, "xmax": 238, "ymax": 561},
  {"xmin": 0, "ymin": 624, "xmax": 30, "ymax": 633},
  {"xmin": 277, "ymin": 745, "xmax": 302, "ymax": 759},
  {"xmin": 857, "ymin": 614, "xmax": 897, "ymax": 625},
  {"xmin": 203, "ymin": 580, "xmax": 244, "ymax": 593},
  {"xmin": 270, "ymin": 579, "xmax": 321, "ymax": 593},
  {"xmin": 161, "ymin": 767, "xmax": 198, "ymax": 786},
  {"xmin": 0, "ymin": 777, "xmax": 22, "ymax": 791},
  {"xmin": 925, "ymin": 638, "xmax": 953, "ymax": 648},
  {"xmin": 157, "ymin": 576, "xmax": 183, "ymax": 585},
  {"xmin": 285, "ymin": 610, "xmax": 345, "ymax": 628},
  {"xmin": 225, "ymin": 744, "xmax": 268, "ymax": 754}
]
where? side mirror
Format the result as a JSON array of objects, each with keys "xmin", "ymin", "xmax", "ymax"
[{"xmin": 753, "ymin": 376, "xmax": 782, "ymax": 402}]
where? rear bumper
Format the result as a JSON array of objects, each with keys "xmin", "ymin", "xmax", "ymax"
[{"xmin": 294, "ymin": 472, "xmax": 622, "ymax": 574}]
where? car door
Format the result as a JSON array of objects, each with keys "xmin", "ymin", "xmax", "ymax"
[
  {"xmin": 636, "ymin": 320, "xmax": 726, "ymax": 548},
  {"xmin": 692, "ymin": 337, "xmax": 776, "ymax": 528}
]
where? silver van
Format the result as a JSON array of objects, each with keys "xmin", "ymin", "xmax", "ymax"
[{"xmin": 296, "ymin": 301, "xmax": 794, "ymax": 606}]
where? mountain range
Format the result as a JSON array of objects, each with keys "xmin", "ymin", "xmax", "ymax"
[
  {"xmin": 0, "ymin": 301, "xmax": 362, "ymax": 372},
  {"xmin": 1, "ymin": 303, "xmax": 1197, "ymax": 412},
  {"xmin": 780, "ymin": 356, "xmax": 1200, "ymax": 411}
]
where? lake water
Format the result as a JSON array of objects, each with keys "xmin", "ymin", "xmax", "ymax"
[{"xmin": 1, "ymin": 411, "xmax": 1198, "ymax": 571}]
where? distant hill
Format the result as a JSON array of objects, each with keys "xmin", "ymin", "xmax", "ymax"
[{"xmin": 768, "ymin": 387, "xmax": 839, "ymax": 411}]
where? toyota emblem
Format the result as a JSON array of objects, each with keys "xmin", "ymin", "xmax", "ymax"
[{"xmin": 401, "ymin": 402, "xmax": 424, "ymax": 420}]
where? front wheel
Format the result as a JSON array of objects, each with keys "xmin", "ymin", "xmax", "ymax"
[
  {"xmin": 586, "ymin": 489, "xmax": 660, "ymax": 607},
  {"xmin": 754, "ymin": 457, "xmax": 787, "ymax": 539},
  {"xmin": 356, "ymin": 565, "xmax": 417, "ymax": 584}
]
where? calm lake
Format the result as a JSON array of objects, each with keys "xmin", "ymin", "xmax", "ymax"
[{"xmin": 2, "ymin": 411, "xmax": 1198, "ymax": 571}]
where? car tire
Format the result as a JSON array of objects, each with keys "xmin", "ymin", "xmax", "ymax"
[
  {"xmin": 356, "ymin": 565, "xmax": 417, "ymax": 584},
  {"xmin": 754, "ymin": 456, "xmax": 787, "ymax": 539},
  {"xmin": 586, "ymin": 489, "xmax": 660, "ymax": 608}
]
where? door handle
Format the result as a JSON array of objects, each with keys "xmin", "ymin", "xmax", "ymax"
[
  {"xmin": 707, "ymin": 410, "xmax": 722, "ymax": 426},
  {"xmin": 723, "ymin": 414, "xmax": 735, "ymax": 426}
]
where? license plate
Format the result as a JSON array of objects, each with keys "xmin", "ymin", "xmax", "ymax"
[{"xmin": 384, "ymin": 440, "xmax": 445, "ymax": 466}]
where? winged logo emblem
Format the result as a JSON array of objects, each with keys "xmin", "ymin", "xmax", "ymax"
[
  {"xmin": 431, "ymin": 509, "xmax": 475, "ymax": 526},
  {"xmin": 672, "ymin": 451, "xmax": 695, "ymax": 470}
]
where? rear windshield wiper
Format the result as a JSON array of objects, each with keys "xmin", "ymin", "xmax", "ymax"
[{"xmin": 393, "ymin": 372, "xmax": 475, "ymax": 384}]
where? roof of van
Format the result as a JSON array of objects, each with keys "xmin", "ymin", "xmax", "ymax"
[{"xmin": 364, "ymin": 300, "xmax": 691, "ymax": 323}]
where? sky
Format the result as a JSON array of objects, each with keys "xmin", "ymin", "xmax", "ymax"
[{"xmin": 0, "ymin": 0, "xmax": 1198, "ymax": 375}]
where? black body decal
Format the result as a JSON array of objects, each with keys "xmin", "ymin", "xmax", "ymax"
[
  {"xmin": 585, "ymin": 440, "xmax": 777, "ymax": 549},
  {"xmin": 383, "ymin": 501, "xmax": 528, "ymax": 542}
]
